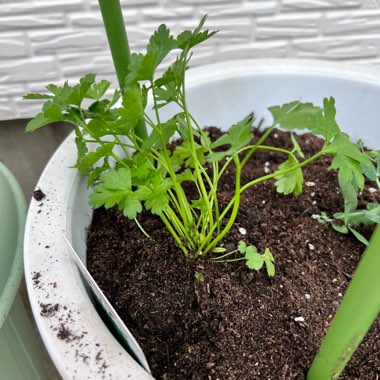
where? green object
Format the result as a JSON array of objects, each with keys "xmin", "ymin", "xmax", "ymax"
[
  {"xmin": 0, "ymin": 162, "xmax": 47, "ymax": 380},
  {"xmin": 308, "ymin": 225, "xmax": 380, "ymax": 380},
  {"xmin": 98, "ymin": 0, "xmax": 147, "ymax": 141}
]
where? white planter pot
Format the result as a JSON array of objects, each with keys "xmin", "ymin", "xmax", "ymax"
[{"xmin": 24, "ymin": 59, "xmax": 380, "ymax": 379}]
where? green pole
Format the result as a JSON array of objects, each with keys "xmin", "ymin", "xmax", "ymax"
[
  {"xmin": 307, "ymin": 225, "xmax": 380, "ymax": 380},
  {"xmin": 98, "ymin": 0, "xmax": 147, "ymax": 141}
]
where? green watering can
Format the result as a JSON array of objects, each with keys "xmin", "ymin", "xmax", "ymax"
[{"xmin": 0, "ymin": 162, "xmax": 47, "ymax": 380}]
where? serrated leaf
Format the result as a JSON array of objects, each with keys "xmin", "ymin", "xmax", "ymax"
[
  {"xmin": 23, "ymin": 93, "xmax": 53, "ymax": 100},
  {"xmin": 322, "ymin": 97, "xmax": 340, "ymax": 142},
  {"xmin": 328, "ymin": 133, "xmax": 372, "ymax": 166},
  {"xmin": 142, "ymin": 116, "xmax": 178, "ymax": 152},
  {"xmin": 87, "ymin": 165, "xmax": 109, "ymax": 187},
  {"xmin": 191, "ymin": 197, "xmax": 207, "ymax": 212},
  {"xmin": 245, "ymin": 246, "xmax": 264, "ymax": 271},
  {"xmin": 88, "ymin": 99, "xmax": 109, "ymax": 114},
  {"xmin": 332, "ymin": 223, "xmax": 349, "ymax": 234},
  {"xmin": 238, "ymin": 240, "xmax": 247, "ymax": 253},
  {"xmin": 146, "ymin": 24, "xmax": 177, "ymax": 71},
  {"xmin": 68, "ymin": 74, "xmax": 96, "ymax": 106},
  {"xmin": 85, "ymin": 119, "xmax": 110, "ymax": 139},
  {"xmin": 176, "ymin": 15, "xmax": 217, "ymax": 50},
  {"xmin": 145, "ymin": 192, "xmax": 170, "ymax": 215},
  {"xmin": 143, "ymin": 176, "xmax": 172, "ymax": 215},
  {"xmin": 195, "ymin": 271, "xmax": 205, "ymax": 283},
  {"xmin": 25, "ymin": 113, "xmax": 52, "ymax": 132},
  {"xmin": 291, "ymin": 134, "xmax": 304, "ymax": 158},
  {"xmin": 89, "ymin": 168, "xmax": 145, "ymax": 219},
  {"xmin": 42, "ymin": 100, "xmax": 65, "ymax": 120},
  {"xmin": 126, "ymin": 25, "xmax": 177, "ymax": 83},
  {"xmin": 120, "ymin": 83, "xmax": 144, "ymax": 122},
  {"xmin": 121, "ymin": 194, "xmax": 143, "ymax": 219},
  {"xmin": 173, "ymin": 140, "xmax": 207, "ymax": 168},
  {"xmin": 274, "ymin": 155, "xmax": 303, "ymax": 196},
  {"xmin": 263, "ymin": 248, "xmax": 275, "ymax": 277},
  {"xmin": 269, "ymin": 101, "xmax": 323, "ymax": 131},
  {"xmin": 154, "ymin": 58, "xmax": 186, "ymax": 109},
  {"xmin": 86, "ymin": 79, "xmax": 110, "ymax": 101},
  {"xmin": 361, "ymin": 161, "xmax": 378, "ymax": 182},
  {"xmin": 76, "ymin": 143, "xmax": 115, "ymax": 175},
  {"xmin": 131, "ymin": 155, "xmax": 154, "ymax": 182},
  {"xmin": 334, "ymin": 203, "xmax": 380, "ymax": 226},
  {"xmin": 208, "ymin": 114, "xmax": 253, "ymax": 162},
  {"xmin": 338, "ymin": 171, "xmax": 358, "ymax": 219},
  {"xmin": 109, "ymin": 89, "xmax": 121, "ymax": 108},
  {"xmin": 176, "ymin": 168, "xmax": 195, "ymax": 183}
]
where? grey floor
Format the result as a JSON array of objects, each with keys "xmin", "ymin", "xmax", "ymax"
[
  {"xmin": 0, "ymin": 119, "xmax": 72, "ymax": 380},
  {"xmin": 0, "ymin": 119, "xmax": 72, "ymax": 196}
]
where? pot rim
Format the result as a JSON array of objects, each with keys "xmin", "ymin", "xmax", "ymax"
[{"xmin": 24, "ymin": 59, "xmax": 380, "ymax": 379}]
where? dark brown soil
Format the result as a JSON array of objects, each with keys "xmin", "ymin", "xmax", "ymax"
[{"xmin": 87, "ymin": 129, "xmax": 380, "ymax": 380}]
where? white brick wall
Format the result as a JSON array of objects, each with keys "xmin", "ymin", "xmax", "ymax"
[{"xmin": 1, "ymin": 0, "xmax": 380, "ymax": 120}]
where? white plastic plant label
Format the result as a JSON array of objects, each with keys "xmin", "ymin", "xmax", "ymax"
[{"xmin": 63, "ymin": 234, "xmax": 151, "ymax": 374}]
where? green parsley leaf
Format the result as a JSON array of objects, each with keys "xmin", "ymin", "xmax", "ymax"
[
  {"xmin": 269, "ymin": 101, "xmax": 323, "ymax": 131},
  {"xmin": 322, "ymin": 97, "xmax": 340, "ymax": 142},
  {"xmin": 195, "ymin": 271, "xmax": 205, "ymax": 283},
  {"xmin": 146, "ymin": 24, "xmax": 177, "ymax": 72},
  {"xmin": 119, "ymin": 83, "xmax": 144, "ymax": 132},
  {"xmin": 25, "ymin": 113, "xmax": 52, "ymax": 132},
  {"xmin": 245, "ymin": 246, "xmax": 264, "ymax": 271},
  {"xmin": 142, "ymin": 117, "xmax": 178, "ymax": 152},
  {"xmin": 67, "ymin": 73, "xmax": 96, "ymax": 106},
  {"xmin": 263, "ymin": 248, "xmax": 275, "ymax": 277},
  {"xmin": 348, "ymin": 227, "xmax": 369, "ymax": 246},
  {"xmin": 291, "ymin": 134, "xmax": 305, "ymax": 158},
  {"xmin": 86, "ymin": 79, "xmax": 111, "ymax": 101},
  {"xmin": 89, "ymin": 168, "xmax": 145, "ymax": 220},
  {"xmin": 334, "ymin": 203, "xmax": 380, "ymax": 226},
  {"xmin": 142, "ymin": 175, "xmax": 173, "ymax": 215},
  {"xmin": 328, "ymin": 132, "xmax": 373, "ymax": 219},
  {"xmin": 23, "ymin": 93, "xmax": 53, "ymax": 100},
  {"xmin": 274, "ymin": 155, "xmax": 303, "ymax": 196},
  {"xmin": 176, "ymin": 15, "xmax": 217, "ymax": 51},
  {"xmin": 238, "ymin": 240, "xmax": 247, "ymax": 253},
  {"xmin": 208, "ymin": 113, "xmax": 253, "ymax": 162},
  {"xmin": 75, "ymin": 142, "xmax": 115, "ymax": 175},
  {"xmin": 269, "ymin": 97, "xmax": 340, "ymax": 142}
]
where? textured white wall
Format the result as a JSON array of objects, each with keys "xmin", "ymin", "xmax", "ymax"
[{"xmin": 1, "ymin": 0, "xmax": 380, "ymax": 120}]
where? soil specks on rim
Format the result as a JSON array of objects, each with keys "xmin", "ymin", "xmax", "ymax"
[
  {"xmin": 40, "ymin": 302, "xmax": 59, "ymax": 317},
  {"xmin": 33, "ymin": 188, "xmax": 46, "ymax": 201},
  {"xmin": 56, "ymin": 323, "xmax": 79, "ymax": 342},
  {"xmin": 32, "ymin": 271, "xmax": 41, "ymax": 287}
]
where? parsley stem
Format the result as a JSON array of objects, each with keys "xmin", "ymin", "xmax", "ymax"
[
  {"xmin": 165, "ymin": 207, "xmax": 192, "ymax": 244},
  {"xmin": 213, "ymin": 257, "xmax": 245, "ymax": 263},
  {"xmin": 210, "ymin": 249, "xmax": 239, "ymax": 261},
  {"xmin": 160, "ymin": 213, "xmax": 188, "ymax": 256},
  {"xmin": 240, "ymin": 150, "xmax": 324, "ymax": 194},
  {"xmin": 151, "ymin": 84, "xmax": 193, "ymax": 228},
  {"xmin": 201, "ymin": 150, "xmax": 324, "ymax": 255},
  {"xmin": 202, "ymin": 155, "xmax": 242, "ymax": 256},
  {"xmin": 241, "ymin": 125, "xmax": 275, "ymax": 169},
  {"xmin": 180, "ymin": 69, "xmax": 214, "ymax": 234},
  {"xmin": 134, "ymin": 218, "xmax": 150, "ymax": 238}
]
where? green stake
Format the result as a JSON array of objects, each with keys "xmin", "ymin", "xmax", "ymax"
[
  {"xmin": 98, "ymin": 0, "xmax": 147, "ymax": 141},
  {"xmin": 308, "ymin": 225, "xmax": 380, "ymax": 380}
]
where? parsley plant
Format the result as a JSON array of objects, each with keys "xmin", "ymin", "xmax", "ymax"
[{"xmin": 25, "ymin": 17, "xmax": 379, "ymax": 274}]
